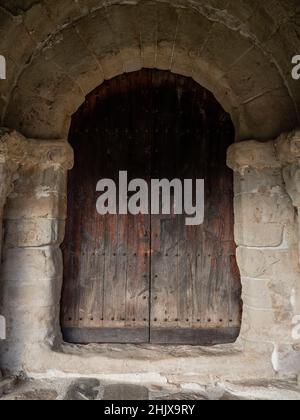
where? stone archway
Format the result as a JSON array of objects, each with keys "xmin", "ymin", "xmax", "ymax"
[
  {"xmin": 61, "ymin": 69, "xmax": 242, "ymax": 346},
  {"xmin": 0, "ymin": 128, "xmax": 299, "ymax": 379},
  {"xmin": 0, "ymin": 1, "xmax": 299, "ymax": 141},
  {"xmin": 0, "ymin": 0, "xmax": 299, "ymax": 381}
]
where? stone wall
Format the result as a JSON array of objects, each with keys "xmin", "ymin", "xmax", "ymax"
[
  {"xmin": 0, "ymin": 129, "xmax": 26, "ymax": 342},
  {"xmin": 0, "ymin": 0, "xmax": 299, "ymax": 384},
  {"xmin": 0, "ymin": 1, "xmax": 299, "ymax": 142},
  {"xmin": 228, "ymin": 130, "xmax": 300, "ymax": 374},
  {"xmin": 0, "ymin": 129, "xmax": 299, "ymax": 379},
  {"xmin": 0, "ymin": 129, "xmax": 73, "ymax": 371}
]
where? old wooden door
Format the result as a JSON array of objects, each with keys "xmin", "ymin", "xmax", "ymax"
[{"xmin": 61, "ymin": 70, "xmax": 242, "ymax": 345}]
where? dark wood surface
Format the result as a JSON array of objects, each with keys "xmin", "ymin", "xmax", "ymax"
[
  {"xmin": 61, "ymin": 69, "xmax": 242, "ymax": 345},
  {"xmin": 63, "ymin": 327, "xmax": 149, "ymax": 344},
  {"xmin": 150, "ymin": 327, "xmax": 241, "ymax": 345}
]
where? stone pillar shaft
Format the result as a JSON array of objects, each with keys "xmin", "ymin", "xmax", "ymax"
[
  {"xmin": 228, "ymin": 141, "xmax": 298, "ymax": 346},
  {"xmin": 0, "ymin": 132, "xmax": 73, "ymax": 371},
  {"xmin": 228, "ymin": 135, "xmax": 300, "ymax": 374}
]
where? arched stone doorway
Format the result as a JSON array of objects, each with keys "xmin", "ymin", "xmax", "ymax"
[
  {"xmin": 0, "ymin": 0, "xmax": 299, "ymax": 379},
  {"xmin": 61, "ymin": 69, "xmax": 242, "ymax": 345}
]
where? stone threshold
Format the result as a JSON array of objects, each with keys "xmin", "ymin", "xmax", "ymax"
[
  {"xmin": 1, "ymin": 377, "xmax": 300, "ymax": 400},
  {"xmin": 22, "ymin": 342, "xmax": 281, "ymax": 386}
]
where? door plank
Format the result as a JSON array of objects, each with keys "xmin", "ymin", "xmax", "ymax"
[
  {"xmin": 63, "ymin": 327, "xmax": 149, "ymax": 344},
  {"xmin": 125, "ymin": 213, "xmax": 150, "ymax": 329},
  {"xmin": 150, "ymin": 327, "xmax": 241, "ymax": 345}
]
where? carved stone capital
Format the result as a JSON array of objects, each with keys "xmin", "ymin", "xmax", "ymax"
[
  {"xmin": 0, "ymin": 128, "xmax": 74, "ymax": 170},
  {"xmin": 0, "ymin": 128, "xmax": 26, "ymax": 167},
  {"xmin": 276, "ymin": 130, "xmax": 300, "ymax": 165},
  {"xmin": 227, "ymin": 140, "xmax": 281, "ymax": 175},
  {"xmin": 24, "ymin": 140, "xmax": 74, "ymax": 170}
]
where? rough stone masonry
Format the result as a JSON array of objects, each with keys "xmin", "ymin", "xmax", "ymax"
[{"xmin": 0, "ymin": 0, "xmax": 299, "ymax": 392}]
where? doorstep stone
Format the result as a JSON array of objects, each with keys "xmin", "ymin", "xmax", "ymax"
[
  {"xmin": 0, "ymin": 377, "xmax": 18, "ymax": 398},
  {"xmin": 64, "ymin": 379, "xmax": 100, "ymax": 401},
  {"xmin": 103, "ymin": 384, "xmax": 149, "ymax": 401}
]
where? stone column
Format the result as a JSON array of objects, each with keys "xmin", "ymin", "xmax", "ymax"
[
  {"xmin": 0, "ymin": 129, "xmax": 27, "ymax": 258},
  {"xmin": 227, "ymin": 140, "xmax": 300, "ymax": 372},
  {"xmin": 0, "ymin": 130, "xmax": 27, "ymax": 343},
  {"xmin": 0, "ymin": 137, "xmax": 73, "ymax": 372},
  {"xmin": 273, "ymin": 130, "xmax": 300, "ymax": 374},
  {"xmin": 276, "ymin": 131, "xmax": 300, "ymax": 263}
]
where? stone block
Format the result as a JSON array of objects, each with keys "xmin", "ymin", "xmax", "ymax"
[
  {"xmin": 222, "ymin": 47, "xmax": 283, "ymax": 104},
  {"xmin": 235, "ymin": 222, "xmax": 284, "ymax": 247},
  {"xmin": 234, "ymin": 168, "xmax": 283, "ymax": 195},
  {"xmin": 43, "ymin": 26, "xmax": 103, "ymax": 95},
  {"xmin": 237, "ymin": 247, "xmax": 300, "ymax": 281},
  {"xmin": 43, "ymin": 0, "xmax": 83, "ymax": 27},
  {"xmin": 1, "ymin": 247, "xmax": 63, "ymax": 282},
  {"xmin": 282, "ymin": 164, "xmax": 300, "ymax": 207},
  {"xmin": 23, "ymin": 2, "xmax": 56, "ymax": 43},
  {"xmin": 200, "ymin": 21, "xmax": 253, "ymax": 76},
  {"xmin": 1, "ymin": 306, "xmax": 60, "ymax": 343},
  {"xmin": 4, "ymin": 92, "xmax": 72, "ymax": 139},
  {"xmin": 5, "ymin": 192, "xmax": 67, "ymax": 220},
  {"xmin": 0, "ymin": 377, "xmax": 18, "ymax": 398},
  {"xmin": 4, "ymin": 219, "xmax": 65, "ymax": 248},
  {"xmin": 272, "ymin": 344, "xmax": 300, "ymax": 375},
  {"xmin": 11, "ymin": 389, "xmax": 59, "ymax": 401},
  {"xmin": 171, "ymin": 8, "xmax": 212, "ymax": 77},
  {"xmin": 241, "ymin": 277, "xmax": 273, "ymax": 310},
  {"xmin": 1, "ymin": 278, "xmax": 62, "ymax": 310},
  {"xmin": 234, "ymin": 192, "xmax": 294, "ymax": 225},
  {"xmin": 103, "ymin": 384, "xmax": 149, "ymax": 401},
  {"xmin": 155, "ymin": 3, "xmax": 180, "ymax": 71},
  {"xmin": 105, "ymin": 5, "xmax": 143, "ymax": 73},
  {"xmin": 241, "ymin": 275, "xmax": 294, "ymax": 314},
  {"xmin": 238, "ymin": 88, "xmax": 298, "ymax": 141},
  {"xmin": 14, "ymin": 57, "xmax": 83, "ymax": 106},
  {"xmin": 241, "ymin": 305, "xmax": 295, "ymax": 344},
  {"xmin": 65, "ymin": 379, "xmax": 100, "ymax": 400},
  {"xmin": 0, "ymin": 13, "xmax": 35, "ymax": 68},
  {"xmin": 137, "ymin": 1, "xmax": 161, "ymax": 68},
  {"xmin": 12, "ymin": 166, "xmax": 68, "ymax": 196},
  {"xmin": 75, "ymin": 9, "xmax": 124, "ymax": 80},
  {"xmin": 227, "ymin": 141, "xmax": 281, "ymax": 175},
  {"xmin": 0, "ymin": 128, "xmax": 27, "ymax": 166},
  {"xmin": 276, "ymin": 130, "xmax": 300, "ymax": 165}
]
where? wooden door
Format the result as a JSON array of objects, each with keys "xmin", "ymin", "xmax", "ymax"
[{"xmin": 61, "ymin": 70, "xmax": 242, "ymax": 345}]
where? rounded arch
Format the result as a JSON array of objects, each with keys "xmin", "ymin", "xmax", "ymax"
[{"xmin": 0, "ymin": 1, "xmax": 299, "ymax": 140}]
